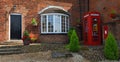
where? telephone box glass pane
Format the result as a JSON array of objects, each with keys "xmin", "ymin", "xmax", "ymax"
[{"xmin": 92, "ymin": 18, "xmax": 98, "ymax": 41}]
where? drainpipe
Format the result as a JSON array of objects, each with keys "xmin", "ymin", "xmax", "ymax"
[
  {"xmin": 78, "ymin": 0, "xmax": 89, "ymax": 41},
  {"xmin": 78, "ymin": 0, "xmax": 83, "ymax": 40}
]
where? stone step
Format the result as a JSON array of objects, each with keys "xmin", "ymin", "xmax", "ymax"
[
  {"xmin": 0, "ymin": 46, "xmax": 22, "ymax": 55},
  {"xmin": 0, "ymin": 45, "xmax": 22, "ymax": 48},
  {"xmin": 0, "ymin": 41, "xmax": 23, "ymax": 45},
  {"xmin": 0, "ymin": 48, "xmax": 21, "ymax": 52},
  {"xmin": 0, "ymin": 51, "xmax": 22, "ymax": 55}
]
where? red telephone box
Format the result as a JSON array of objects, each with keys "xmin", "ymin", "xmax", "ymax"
[{"xmin": 83, "ymin": 12, "xmax": 102, "ymax": 45}]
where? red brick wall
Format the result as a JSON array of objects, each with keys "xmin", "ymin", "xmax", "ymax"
[
  {"xmin": 0, "ymin": 0, "xmax": 80, "ymax": 43},
  {"xmin": 0, "ymin": 1, "xmax": 8, "ymax": 41},
  {"xmin": 40, "ymin": 35, "xmax": 68, "ymax": 43}
]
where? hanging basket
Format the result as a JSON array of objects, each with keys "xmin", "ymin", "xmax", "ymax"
[
  {"xmin": 31, "ymin": 18, "xmax": 38, "ymax": 26},
  {"xmin": 32, "ymin": 23, "xmax": 38, "ymax": 27},
  {"xmin": 110, "ymin": 13, "xmax": 117, "ymax": 19}
]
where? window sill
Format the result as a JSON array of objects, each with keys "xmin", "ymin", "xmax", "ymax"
[{"xmin": 41, "ymin": 33, "xmax": 67, "ymax": 35}]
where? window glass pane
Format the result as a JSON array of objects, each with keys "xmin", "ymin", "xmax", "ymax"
[
  {"xmin": 54, "ymin": 15, "xmax": 61, "ymax": 32},
  {"xmin": 42, "ymin": 15, "xmax": 47, "ymax": 32},
  {"xmin": 48, "ymin": 15, "xmax": 53, "ymax": 32},
  {"xmin": 66, "ymin": 16, "xmax": 69, "ymax": 32},
  {"xmin": 61, "ymin": 15, "xmax": 65, "ymax": 32}
]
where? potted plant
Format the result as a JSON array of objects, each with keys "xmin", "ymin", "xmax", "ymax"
[
  {"xmin": 29, "ymin": 32, "xmax": 37, "ymax": 43},
  {"xmin": 110, "ymin": 10, "xmax": 117, "ymax": 19},
  {"xmin": 22, "ymin": 30, "xmax": 30, "ymax": 45},
  {"xmin": 31, "ymin": 18, "xmax": 38, "ymax": 26}
]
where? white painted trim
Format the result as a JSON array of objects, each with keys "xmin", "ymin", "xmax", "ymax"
[
  {"xmin": 9, "ymin": 14, "xmax": 10, "ymax": 40},
  {"xmin": 9, "ymin": 13, "xmax": 22, "ymax": 41},
  {"xmin": 53, "ymin": 15, "xmax": 55, "ymax": 33},
  {"xmin": 10, "ymin": 13, "xmax": 21, "ymax": 15},
  {"xmin": 38, "ymin": 6, "xmax": 68, "ymax": 14},
  {"xmin": 41, "ymin": 13, "xmax": 69, "ymax": 16},
  {"xmin": 41, "ymin": 32, "xmax": 68, "ymax": 34},
  {"xmin": 41, "ymin": 15, "xmax": 43, "ymax": 33}
]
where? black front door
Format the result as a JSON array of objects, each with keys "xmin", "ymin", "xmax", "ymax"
[{"xmin": 10, "ymin": 14, "xmax": 22, "ymax": 40}]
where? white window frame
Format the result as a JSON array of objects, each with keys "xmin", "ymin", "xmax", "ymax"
[{"xmin": 41, "ymin": 13, "xmax": 69, "ymax": 34}]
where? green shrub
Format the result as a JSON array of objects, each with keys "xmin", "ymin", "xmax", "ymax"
[
  {"xmin": 104, "ymin": 32, "xmax": 119, "ymax": 60},
  {"xmin": 67, "ymin": 30, "xmax": 80, "ymax": 52},
  {"xmin": 67, "ymin": 28, "xmax": 75, "ymax": 38}
]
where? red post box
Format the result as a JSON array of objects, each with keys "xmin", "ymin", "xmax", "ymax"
[
  {"xmin": 103, "ymin": 25, "xmax": 108, "ymax": 40},
  {"xmin": 83, "ymin": 12, "xmax": 102, "ymax": 45}
]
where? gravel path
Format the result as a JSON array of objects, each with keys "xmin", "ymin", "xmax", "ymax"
[
  {"xmin": 0, "ymin": 51, "xmax": 90, "ymax": 62},
  {"xmin": 0, "ymin": 51, "xmax": 73, "ymax": 62},
  {"xmin": 72, "ymin": 53, "xmax": 89, "ymax": 62}
]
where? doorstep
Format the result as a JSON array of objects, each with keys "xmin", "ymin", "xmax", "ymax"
[{"xmin": 0, "ymin": 40, "xmax": 23, "ymax": 47}]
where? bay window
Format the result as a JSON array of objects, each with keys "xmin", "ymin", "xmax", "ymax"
[{"xmin": 41, "ymin": 13, "xmax": 69, "ymax": 34}]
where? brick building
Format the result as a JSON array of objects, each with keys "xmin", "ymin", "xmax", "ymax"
[
  {"xmin": 0, "ymin": 0, "xmax": 83, "ymax": 43},
  {"xmin": 0, "ymin": 0, "xmax": 120, "ymax": 44}
]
